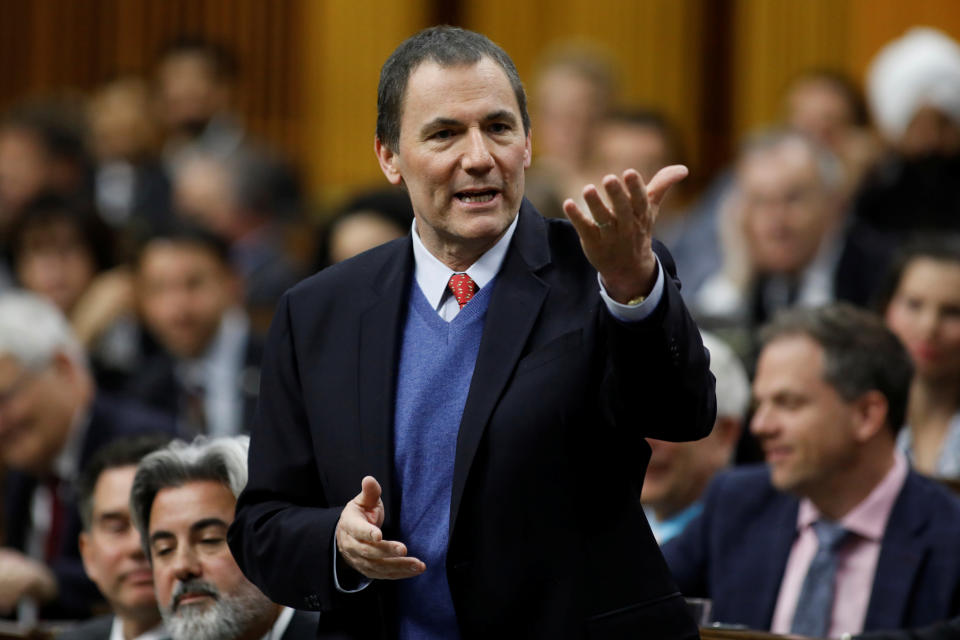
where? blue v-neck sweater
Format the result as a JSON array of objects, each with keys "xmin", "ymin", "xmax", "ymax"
[{"xmin": 393, "ymin": 278, "xmax": 494, "ymax": 640}]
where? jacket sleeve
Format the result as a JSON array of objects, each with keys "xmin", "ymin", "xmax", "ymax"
[
  {"xmin": 228, "ymin": 293, "xmax": 348, "ymax": 612},
  {"xmin": 603, "ymin": 240, "xmax": 717, "ymax": 442}
]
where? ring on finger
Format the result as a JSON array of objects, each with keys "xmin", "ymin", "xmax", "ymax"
[{"xmin": 595, "ymin": 221, "xmax": 611, "ymax": 230}]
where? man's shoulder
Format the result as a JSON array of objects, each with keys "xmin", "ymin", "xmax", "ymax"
[
  {"xmin": 54, "ymin": 614, "xmax": 114, "ymax": 640},
  {"xmin": 702, "ymin": 465, "xmax": 791, "ymax": 522},
  {"xmin": 895, "ymin": 469, "xmax": 960, "ymax": 528}
]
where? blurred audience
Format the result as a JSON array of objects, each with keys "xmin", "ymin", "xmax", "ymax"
[
  {"xmin": 316, "ymin": 187, "xmax": 413, "ymax": 268},
  {"xmin": 59, "ymin": 435, "xmax": 172, "ymax": 640},
  {"xmin": 129, "ymin": 436, "xmax": 319, "ymax": 640},
  {"xmin": 664, "ymin": 304, "xmax": 960, "ymax": 636},
  {"xmin": 127, "ymin": 225, "xmax": 262, "ymax": 438},
  {"xmin": 880, "ymin": 235, "xmax": 960, "ymax": 479},
  {"xmin": 87, "ymin": 76, "xmax": 171, "ymax": 235},
  {"xmin": 642, "ymin": 331, "xmax": 748, "ymax": 544},
  {"xmin": 0, "ymin": 292, "xmax": 176, "ymax": 620},
  {"xmin": 783, "ymin": 69, "xmax": 881, "ymax": 196},
  {"xmin": 855, "ymin": 27, "xmax": 960, "ymax": 235},
  {"xmin": 172, "ymin": 150, "xmax": 302, "ymax": 317},
  {"xmin": 525, "ymin": 44, "xmax": 617, "ymax": 218},
  {"xmin": 695, "ymin": 130, "xmax": 892, "ymax": 334}
]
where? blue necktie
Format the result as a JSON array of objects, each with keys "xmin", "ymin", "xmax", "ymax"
[{"xmin": 790, "ymin": 519, "xmax": 850, "ymax": 638}]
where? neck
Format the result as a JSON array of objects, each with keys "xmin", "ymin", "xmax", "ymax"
[
  {"xmin": 908, "ymin": 378, "xmax": 960, "ymax": 427},
  {"xmin": 806, "ymin": 443, "xmax": 896, "ymax": 520},
  {"xmin": 416, "ymin": 223, "xmax": 504, "ymax": 273},
  {"xmin": 120, "ymin": 608, "xmax": 162, "ymax": 640},
  {"xmin": 236, "ymin": 605, "xmax": 282, "ymax": 640}
]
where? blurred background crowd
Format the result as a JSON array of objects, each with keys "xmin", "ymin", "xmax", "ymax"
[{"xmin": 3, "ymin": 0, "xmax": 960, "ymax": 638}]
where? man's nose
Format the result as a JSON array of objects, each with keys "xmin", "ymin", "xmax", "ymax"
[
  {"xmin": 171, "ymin": 546, "xmax": 202, "ymax": 580},
  {"xmin": 749, "ymin": 404, "xmax": 775, "ymax": 437},
  {"xmin": 462, "ymin": 129, "xmax": 495, "ymax": 173}
]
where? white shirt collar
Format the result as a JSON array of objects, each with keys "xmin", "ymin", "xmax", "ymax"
[
  {"xmin": 108, "ymin": 617, "xmax": 167, "ymax": 640},
  {"xmin": 261, "ymin": 607, "xmax": 295, "ymax": 640},
  {"xmin": 52, "ymin": 403, "xmax": 92, "ymax": 481},
  {"xmin": 410, "ymin": 214, "xmax": 519, "ymax": 311}
]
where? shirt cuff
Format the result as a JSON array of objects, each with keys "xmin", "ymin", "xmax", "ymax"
[
  {"xmin": 598, "ymin": 257, "xmax": 665, "ymax": 322},
  {"xmin": 333, "ymin": 538, "xmax": 372, "ymax": 593}
]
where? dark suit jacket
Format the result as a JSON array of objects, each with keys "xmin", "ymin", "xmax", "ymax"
[
  {"xmin": 663, "ymin": 465, "xmax": 960, "ymax": 632},
  {"xmin": 124, "ymin": 331, "xmax": 263, "ymax": 435},
  {"xmin": 2, "ymin": 394, "xmax": 178, "ymax": 620},
  {"xmin": 228, "ymin": 201, "xmax": 717, "ymax": 639},
  {"xmin": 857, "ymin": 617, "xmax": 960, "ymax": 640}
]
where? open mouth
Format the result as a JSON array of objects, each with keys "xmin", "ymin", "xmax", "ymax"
[{"xmin": 455, "ymin": 189, "xmax": 498, "ymax": 204}]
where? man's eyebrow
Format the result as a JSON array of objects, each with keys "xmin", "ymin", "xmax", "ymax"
[
  {"xmin": 96, "ymin": 510, "xmax": 128, "ymax": 522},
  {"xmin": 484, "ymin": 110, "xmax": 518, "ymax": 125},
  {"xmin": 149, "ymin": 530, "xmax": 175, "ymax": 546},
  {"xmin": 420, "ymin": 117, "xmax": 462, "ymax": 135},
  {"xmin": 190, "ymin": 518, "xmax": 229, "ymax": 533}
]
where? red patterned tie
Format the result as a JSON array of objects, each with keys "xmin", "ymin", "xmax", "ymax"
[{"xmin": 447, "ymin": 273, "xmax": 477, "ymax": 309}]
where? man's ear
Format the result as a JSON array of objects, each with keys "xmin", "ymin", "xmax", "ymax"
[
  {"xmin": 523, "ymin": 130, "xmax": 532, "ymax": 169},
  {"xmin": 375, "ymin": 137, "xmax": 403, "ymax": 186},
  {"xmin": 852, "ymin": 390, "xmax": 890, "ymax": 442},
  {"xmin": 78, "ymin": 531, "xmax": 95, "ymax": 578}
]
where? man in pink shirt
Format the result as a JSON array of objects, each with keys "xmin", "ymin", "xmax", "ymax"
[{"xmin": 664, "ymin": 304, "xmax": 960, "ymax": 637}]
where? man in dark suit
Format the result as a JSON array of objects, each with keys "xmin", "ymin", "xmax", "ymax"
[
  {"xmin": 664, "ymin": 304, "xmax": 960, "ymax": 636},
  {"xmin": 0, "ymin": 291, "xmax": 177, "ymax": 621},
  {"xmin": 129, "ymin": 436, "xmax": 318, "ymax": 640},
  {"xmin": 126, "ymin": 224, "xmax": 262, "ymax": 437},
  {"xmin": 58, "ymin": 435, "xmax": 171, "ymax": 640},
  {"xmin": 228, "ymin": 26, "xmax": 715, "ymax": 639}
]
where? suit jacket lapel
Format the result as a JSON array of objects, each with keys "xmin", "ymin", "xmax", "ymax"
[
  {"xmin": 449, "ymin": 203, "xmax": 550, "ymax": 539},
  {"xmin": 865, "ymin": 472, "xmax": 929, "ymax": 629},
  {"xmin": 357, "ymin": 239, "xmax": 414, "ymax": 530}
]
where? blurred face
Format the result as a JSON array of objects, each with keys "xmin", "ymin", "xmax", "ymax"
[
  {"xmin": 89, "ymin": 82, "xmax": 159, "ymax": 161},
  {"xmin": 149, "ymin": 481, "xmax": 275, "ymax": 640},
  {"xmin": 0, "ymin": 128, "xmax": 49, "ymax": 217},
  {"xmin": 0, "ymin": 354, "xmax": 78, "ymax": 474},
  {"xmin": 596, "ymin": 122, "xmax": 669, "ymax": 183},
  {"xmin": 740, "ymin": 141, "xmax": 836, "ymax": 275},
  {"xmin": 900, "ymin": 105, "xmax": 960, "ymax": 158},
  {"xmin": 17, "ymin": 219, "xmax": 97, "ymax": 313},
  {"xmin": 80, "ymin": 466, "xmax": 157, "ymax": 616},
  {"xmin": 786, "ymin": 78, "xmax": 855, "ymax": 149},
  {"xmin": 156, "ymin": 54, "xmax": 227, "ymax": 136},
  {"xmin": 885, "ymin": 258, "xmax": 960, "ymax": 382},
  {"xmin": 642, "ymin": 417, "xmax": 739, "ymax": 519},
  {"xmin": 173, "ymin": 159, "xmax": 236, "ymax": 238},
  {"xmin": 377, "ymin": 58, "xmax": 531, "ymax": 266},
  {"xmin": 137, "ymin": 242, "xmax": 236, "ymax": 359},
  {"xmin": 328, "ymin": 212, "xmax": 406, "ymax": 264},
  {"xmin": 750, "ymin": 335, "xmax": 860, "ymax": 496},
  {"xmin": 535, "ymin": 68, "xmax": 604, "ymax": 166}
]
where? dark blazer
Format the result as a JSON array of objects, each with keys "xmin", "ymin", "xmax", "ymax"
[
  {"xmin": 124, "ymin": 331, "xmax": 263, "ymax": 435},
  {"xmin": 229, "ymin": 201, "xmax": 717, "ymax": 639},
  {"xmin": 663, "ymin": 465, "xmax": 960, "ymax": 632},
  {"xmin": 857, "ymin": 617, "xmax": 960, "ymax": 640},
  {"xmin": 2, "ymin": 394, "xmax": 178, "ymax": 620}
]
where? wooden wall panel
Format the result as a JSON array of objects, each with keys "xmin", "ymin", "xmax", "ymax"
[
  {"xmin": 299, "ymin": 0, "xmax": 431, "ymax": 200},
  {"xmin": 464, "ymin": 0, "xmax": 707, "ymax": 179}
]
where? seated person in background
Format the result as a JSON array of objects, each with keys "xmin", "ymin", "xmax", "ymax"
[
  {"xmin": 856, "ymin": 27, "xmax": 960, "ymax": 237},
  {"xmin": 664, "ymin": 304, "xmax": 960, "ymax": 637},
  {"xmin": 60, "ymin": 435, "xmax": 172, "ymax": 640},
  {"xmin": 695, "ymin": 130, "xmax": 892, "ymax": 331},
  {"xmin": 6, "ymin": 192, "xmax": 140, "ymax": 392},
  {"xmin": 129, "ymin": 436, "xmax": 318, "ymax": 640},
  {"xmin": 126, "ymin": 224, "xmax": 262, "ymax": 438},
  {"xmin": 642, "ymin": 331, "xmax": 748, "ymax": 544},
  {"xmin": 316, "ymin": 187, "xmax": 413, "ymax": 268},
  {"xmin": 0, "ymin": 291, "xmax": 176, "ymax": 620},
  {"xmin": 172, "ymin": 150, "xmax": 302, "ymax": 328},
  {"xmin": 881, "ymin": 235, "xmax": 960, "ymax": 478}
]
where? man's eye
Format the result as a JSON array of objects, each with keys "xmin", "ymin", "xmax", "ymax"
[
  {"xmin": 489, "ymin": 122, "xmax": 510, "ymax": 133},
  {"xmin": 432, "ymin": 130, "xmax": 453, "ymax": 140},
  {"xmin": 154, "ymin": 546, "xmax": 173, "ymax": 557},
  {"xmin": 201, "ymin": 538, "xmax": 223, "ymax": 546}
]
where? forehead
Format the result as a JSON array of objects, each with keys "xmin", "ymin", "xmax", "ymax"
[
  {"xmin": 400, "ymin": 57, "xmax": 521, "ymax": 129},
  {"xmin": 92, "ymin": 465, "xmax": 137, "ymax": 513},
  {"xmin": 740, "ymin": 141, "xmax": 819, "ymax": 190},
  {"xmin": 149, "ymin": 480, "xmax": 235, "ymax": 533},
  {"xmin": 900, "ymin": 258, "xmax": 960, "ymax": 290},
  {"xmin": 754, "ymin": 335, "xmax": 827, "ymax": 393},
  {"xmin": 0, "ymin": 354, "xmax": 26, "ymax": 387},
  {"xmin": 140, "ymin": 242, "xmax": 224, "ymax": 276}
]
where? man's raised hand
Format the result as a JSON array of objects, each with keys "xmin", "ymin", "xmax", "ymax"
[
  {"xmin": 563, "ymin": 166, "xmax": 688, "ymax": 303},
  {"xmin": 335, "ymin": 476, "xmax": 425, "ymax": 580}
]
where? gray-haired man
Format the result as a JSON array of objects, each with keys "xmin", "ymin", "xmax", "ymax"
[{"xmin": 130, "ymin": 436, "xmax": 317, "ymax": 640}]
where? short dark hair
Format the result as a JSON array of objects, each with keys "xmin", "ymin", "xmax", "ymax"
[
  {"xmin": 376, "ymin": 25, "xmax": 530, "ymax": 152},
  {"xmin": 605, "ymin": 107, "xmax": 686, "ymax": 167},
  {"xmin": 7, "ymin": 192, "xmax": 115, "ymax": 273},
  {"xmin": 759, "ymin": 303, "xmax": 913, "ymax": 434},
  {"xmin": 875, "ymin": 233, "xmax": 960, "ymax": 313},
  {"xmin": 76, "ymin": 434, "xmax": 173, "ymax": 531},
  {"xmin": 133, "ymin": 221, "xmax": 232, "ymax": 270}
]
